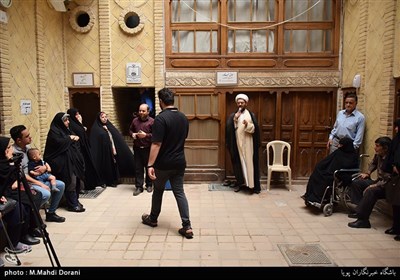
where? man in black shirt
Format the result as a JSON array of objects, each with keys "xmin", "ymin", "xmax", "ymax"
[{"xmin": 141, "ymin": 87, "xmax": 193, "ymax": 239}]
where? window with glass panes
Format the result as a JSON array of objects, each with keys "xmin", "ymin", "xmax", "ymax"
[{"xmin": 165, "ymin": 0, "xmax": 340, "ymax": 69}]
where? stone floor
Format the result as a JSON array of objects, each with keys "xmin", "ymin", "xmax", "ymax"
[{"xmin": 1, "ymin": 182, "xmax": 399, "ymax": 269}]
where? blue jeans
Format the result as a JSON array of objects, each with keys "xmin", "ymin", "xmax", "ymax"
[
  {"xmin": 149, "ymin": 168, "xmax": 191, "ymax": 228},
  {"xmin": 31, "ymin": 179, "xmax": 65, "ymax": 213}
]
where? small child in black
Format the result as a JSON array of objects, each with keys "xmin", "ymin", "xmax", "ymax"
[{"xmin": 27, "ymin": 148, "xmax": 59, "ymax": 192}]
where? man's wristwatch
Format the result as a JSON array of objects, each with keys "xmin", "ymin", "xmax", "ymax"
[{"xmin": 147, "ymin": 165, "xmax": 154, "ymax": 169}]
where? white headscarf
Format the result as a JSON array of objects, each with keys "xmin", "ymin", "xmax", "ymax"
[
  {"xmin": 61, "ymin": 113, "xmax": 70, "ymax": 122},
  {"xmin": 235, "ymin": 93, "xmax": 249, "ymax": 103}
]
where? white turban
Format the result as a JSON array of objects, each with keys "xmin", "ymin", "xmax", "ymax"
[{"xmin": 235, "ymin": 93, "xmax": 249, "ymax": 103}]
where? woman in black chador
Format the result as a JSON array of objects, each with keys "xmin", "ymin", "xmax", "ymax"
[
  {"xmin": 44, "ymin": 112, "xmax": 86, "ymax": 212},
  {"xmin": 67, "ymin": 108, "xmax": 101, "ymax": 190},
  {"xmin": 302, "ymin": 137, "xmax": 359, "ymax": 203},
  {"xmin": 89, "ymin": 112, "xmax": 135, "ymax": 187}
]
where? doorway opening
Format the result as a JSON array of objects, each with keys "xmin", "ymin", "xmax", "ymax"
[
  {"xmin": 70, "ymin": 90, "xmax": 100, "ymax": 136},
  {"xmin": 112, "ymin": 87, "xmax": 155, "ymax": 136}
]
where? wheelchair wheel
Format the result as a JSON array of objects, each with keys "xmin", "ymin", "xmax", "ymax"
[
  {"xmin": 340, "ymin": 185, "xmax": 357, "ymax": 213},
  {"xmin": 323, "ymin": 204, "xmax": 333, "ymax": 216}
]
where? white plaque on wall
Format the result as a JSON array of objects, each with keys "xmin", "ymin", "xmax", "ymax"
[
  {"xmin": 126, "ymin": 63, "xmax": 141, "ymax": 84},
  {"xmin": 216, "ymin": 71, "xmax": 238, "ymax": 86},
  {"xmin": 20, "ymin": 99, "xmax": 32, "ymax": 115},
  {"xmin": 72, "ymin": 73, "xmax": 94, "ymax": 86}
]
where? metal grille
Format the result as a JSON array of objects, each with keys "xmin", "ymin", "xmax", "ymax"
[
  {"xmin": 208, "ymin": 184, "xmax": 233, "ymax": 191},
  {"xmin": 278, "ymin": 244, "xmax": 336, "ymax": 267},
  {"xmin": 79, "ymin": 187, "xmax": 106, "ymax": 199}
]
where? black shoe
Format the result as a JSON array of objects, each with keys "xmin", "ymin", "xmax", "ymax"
[
  {"xmin": 141, "ymin": 213, "xmax": 157, "ymax": 227},
  {"xmin": 146, "ymin": 186, "xmax": 153, "ymax": 193},
  {"xmin": 385, "ymin": 228, "xmax": 400, "ymax": 235},
  {"xmin": 348, "ymin": 219, "xmax": 371, "ymax": 229},
  {"xmin": 67, "ymin": 205, "xmax": 86, "ymax": 212},
  {"xmin": 348, "ymin": 213, "xmax": 358, "ymax": 219},
  {"xmin": 46, "ymin": 212, "xmax": 66, "ymax": 223},
  {"xmin": 394, "ymin": 235, "xmax": 400, "ymax": 241},
  {"xmin": 21, "ymin": 234, "xmax": 40, "ymax": 245},
  {"xmin": 223, "ymin": 180, "xmax": 232, "ymax": 186},
  {"xmin": 248, "ymin": 188, "xmax": 260, "ymax": 195},
  {"xmin": 234, "ymin": 186, "xmax": 241, "ymax": 192},
  {"xmin": 133, "ymin": 188, "xmax": 143, "ymax": 196},
  {"xmin": 30, "ymin": 228, "xmax": 43, "ymax": 238}
]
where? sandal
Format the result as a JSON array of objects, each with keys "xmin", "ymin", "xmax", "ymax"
[{"xmin": 178, "ymin": 227, "xmax": 194, "ymax": 239}]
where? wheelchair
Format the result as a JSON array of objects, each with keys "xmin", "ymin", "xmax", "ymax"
[{"xmin": 305, "ymin": 154, "xmax": 368, "ymax": 216}]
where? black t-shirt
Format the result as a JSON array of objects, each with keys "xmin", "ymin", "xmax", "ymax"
[{"xmin": 152, "ymin": 107, "xmax": 189, "ymax": 170}]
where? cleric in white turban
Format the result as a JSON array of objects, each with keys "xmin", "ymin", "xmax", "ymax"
[
  {"xmin": 235, "ymin": 93, "xmax": 249, "ymax": 103},
  {"xmin": 226, "ymin": 92, "xmax": 261, "ymax": 195}
]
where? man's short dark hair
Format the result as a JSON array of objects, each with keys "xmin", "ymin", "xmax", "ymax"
[
  {"xmin": 158, "ymin": 87, "xmax": 175, "ymax": 106},
  {"xmin": 344, "ymin": 92, "xmax": 358, "ymax": 102},
  {"xmin": 10, "ymin": 125, "xmax": 26, "ymax": 142},
  {"xmin": 375, "ymin": 136, "xmax": 391, "ymax": 150}
]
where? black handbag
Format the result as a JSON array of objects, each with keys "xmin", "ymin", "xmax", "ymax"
[{"xmin": 0, "ymin": 198, "xmax": 17, "ymax": 216}]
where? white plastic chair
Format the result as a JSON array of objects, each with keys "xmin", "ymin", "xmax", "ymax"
[{"xmin": 265, "ymin": 140, "xmax": 292, "ymax": 191}]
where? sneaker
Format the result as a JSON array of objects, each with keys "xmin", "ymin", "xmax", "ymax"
[
  {"xmin": 146, "ymin": 186, "xmax": 153, "ymax": 193},
  {"xmin": 5, "ymin": 242, "xmax": 32, "ymax": 254},
  {"xmin": 133, "ymin": 188, "xmax": 143, "ymax": 196},
  {"xmin": 46, "ymin": 212, "xmax": 66, "ymax": 223},
  {"xmin": 141, "ymin": 213, "xmax": 157, "ymax": 227},
  {"xmin": 178, "ymin": 226, "xmax": 194, "ymax": 239}
]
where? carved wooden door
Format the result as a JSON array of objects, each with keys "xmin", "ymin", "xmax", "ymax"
[{"xmin": 289, "ymin": 92, "xmax": 334, "ymax": 178}]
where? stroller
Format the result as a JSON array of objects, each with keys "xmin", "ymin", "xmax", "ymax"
[{"xmin": 304, "ymin": 154, "xmax": 368, "ymax": 216}]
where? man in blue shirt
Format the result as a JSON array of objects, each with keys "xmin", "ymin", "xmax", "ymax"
[{"xmin": 327, "ymin": 92, "xmax": 365, "ymax": 154}]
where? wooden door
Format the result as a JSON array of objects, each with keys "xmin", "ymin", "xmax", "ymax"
[{"xmin": 290, "ymin": 92, "xmax": 334, "ymax": 178}]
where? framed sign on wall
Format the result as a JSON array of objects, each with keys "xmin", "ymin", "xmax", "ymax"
[
  {"xmin": 216, "ymin": 71, "xmax": 238, "ymax": 86},
  {"xmin": 72, "ymin": 72, "xmax": 94, "ymax": 86},
  {"xmin": 126, "ymin": 62, "xmax": 142, "ymax": 83}
]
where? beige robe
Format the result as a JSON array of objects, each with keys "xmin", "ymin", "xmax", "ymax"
[{"xmin": 234, "ymin": 109, "xmax": 255, "ymax": 189}]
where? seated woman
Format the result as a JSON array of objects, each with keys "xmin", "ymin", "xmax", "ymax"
[{"xmin": 302, "ymin": 137, "xmax": 359, "ymax": 204}]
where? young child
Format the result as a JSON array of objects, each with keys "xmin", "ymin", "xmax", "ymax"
[{"xmin": 27, "ymin": 148, "xmax": 59, "ymax": 192}]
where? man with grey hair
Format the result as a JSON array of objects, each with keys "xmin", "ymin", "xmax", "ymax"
[{"xmin": 226, "ymin": 93, "xmax": 261, "ymax": 194}]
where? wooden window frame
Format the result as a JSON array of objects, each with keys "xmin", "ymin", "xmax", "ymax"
[{"xmin": 165, "ymin": 0, "xmax": 341, "ymax": 70}]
